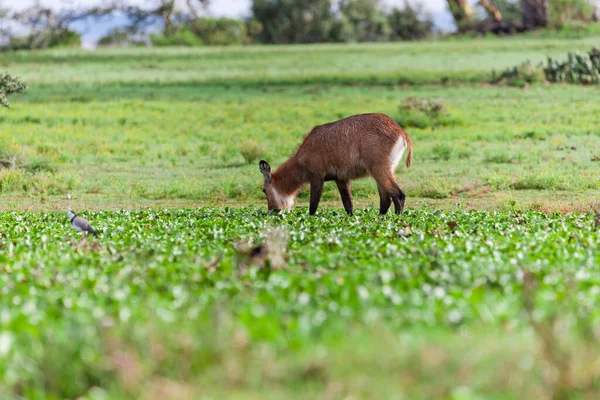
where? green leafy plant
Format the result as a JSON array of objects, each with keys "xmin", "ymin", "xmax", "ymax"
[
  {"xmin": 544, "ymin": 47, "xmax": 600, "ymax": 84},
  {"xmin": 0, "ymin": 73, "xmax": 26, "ymax": 108}
]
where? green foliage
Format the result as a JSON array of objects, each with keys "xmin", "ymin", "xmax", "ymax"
[
  {"xmin": 151, "ymin": 29, "xmax": 203, "ymax": 47},
  {"xmin": 491, "ymin": 0, "xmax": 523, "ymax": 22},
  {"xmin": 251, "ymin": 0, "xmax": 335, "ymax": 43},
  {"xmin": 188, "ymin": 17, "xmax": 251, "ymax": 45},
  {"xmin": 0, "ymin": 73, "xmax": 26, "ymax": 109},
  {"xmin": 388, "ymin": 2, "xmax": 434, "ymax": 40},
  {"xmin": 544, "ymin": 47, "xmax": 600, "ymax": 84},
  {"xmin": 1, "ymin": 208, "xmax": 599, "ymax": 397},
  {"xmin": 97, "ymin": 28, "xmax": 146, "ymax": 47},
  {"xmin": 548, "ymin": 0, "xmax": 596, "ymax": 28},
  {"xmin": 2, "ymin": 29, "xmax": 81, "ymax": 51},
  {"xmin": 250, "ymin": 0, "xmax": 432, "ymax": 44},
  {"xmin": 150, "ymin": 17, "xmax": 255, "ymax": 47},
  {"xmin": 338, "ymin": 0, "xmax": 391, "ymax": 42}
]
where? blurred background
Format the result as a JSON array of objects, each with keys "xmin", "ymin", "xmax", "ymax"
[{"xmin": 1, "ymin": 0, "xmax": 598, "ymax": 51}]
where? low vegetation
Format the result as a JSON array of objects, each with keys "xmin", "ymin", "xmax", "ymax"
[
  {"xmin": 0, "ymin": 73, "xmax": 26, "ymax": 108},
  {"xmin": 1, "ymin": 35, "xmax": 599, "ymax": 398},
  {"xmin": 1, "ymin": 208, "xmax": 599, "ymax": 398}
]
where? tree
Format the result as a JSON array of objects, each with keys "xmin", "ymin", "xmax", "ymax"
[
  {"xmin": 338, "ymin": 0, "xmax": 391, "ymax": 42},
  {"xmin": 251, "ymin": 0, "xmax": 335, "ymax": 44},
  {"xmin": 446, "ymin": 0, "xmax": 475, "ymax": 27},
  {"xmin": 0, "ymin": 73, "xmax": 26, "ymax": 109},
  {"xmin": 480, "ymin": 0, "xmax": 503, "ymax": 21},
  {"xmin": 0, "ymin": 2, "xmax": 118, "ymax": 51},
  {"xmin": 521, "ymin": 0, "xmax": 548, "ymax": 28},
  {"xmin": 388, "ymin": 2, "xmax": 434, "ymax": 40}
]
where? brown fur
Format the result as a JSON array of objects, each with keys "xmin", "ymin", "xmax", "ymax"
[{"xmin": 259, "ymin": 113, "xmax": 413, "ymax": 215}]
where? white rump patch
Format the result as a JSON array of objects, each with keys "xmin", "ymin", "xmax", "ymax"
[
  {"xmin": 271, "ymin": 186, "xmax": 295, "ymax": 210},
  {"xmin": 390, "ymin": 138, "xmax": 407, "ymax": 172}
]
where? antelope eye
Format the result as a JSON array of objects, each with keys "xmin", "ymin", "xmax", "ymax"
[{"xmin": 262, "ymin": 189, "xmax": 266, "ymax": 194}]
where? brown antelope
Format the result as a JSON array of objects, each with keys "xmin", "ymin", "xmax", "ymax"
[{"xmin": 259, "ymin": 113, "xmax": 413, "ymax": 215}]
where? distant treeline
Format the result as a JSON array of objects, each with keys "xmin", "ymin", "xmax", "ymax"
[{"xmin": 0, "ymin": 0, "xmax": 598, "ymax": 50}]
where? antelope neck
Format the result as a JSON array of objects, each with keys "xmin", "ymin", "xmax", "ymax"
[{"xmin": 272, "ymin": 159, "xmax": 305, "ymax": 197}]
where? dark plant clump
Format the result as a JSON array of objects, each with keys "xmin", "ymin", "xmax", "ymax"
[
  {"xmin": 0, "ymin": 73, "xmax": 26, "ymax": 108},
  {"xmin": 396, "ymin": 97, "xmax": 462, "ymax": 129},
  {"xmin": 490, "ymin": 60, "xmax": 542, "ymax": 87},
  {"xmin": 544, "ymin": 47, "xmax": 600, "ymax": 84}
]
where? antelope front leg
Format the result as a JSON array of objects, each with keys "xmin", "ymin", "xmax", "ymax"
[
  {"xmin": 377, "ymin": 184, "xmax": 392, "ymax": 215},
  {"xmin": 309, "ymin": 176, "xmax": 324, "ymax": 215},
  {"xmin": 336, "ymin": 180, "xmax": 353, "ymax": 215}
]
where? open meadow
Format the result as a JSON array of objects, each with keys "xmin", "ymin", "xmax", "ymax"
[{"xmin": 1, "ymin": 36, "xmax": 600, "ymax": 399}]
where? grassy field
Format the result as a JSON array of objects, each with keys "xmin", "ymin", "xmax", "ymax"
[{"xmin": 1, "ymin": 36, "xmax": 600, "ymax": 398}]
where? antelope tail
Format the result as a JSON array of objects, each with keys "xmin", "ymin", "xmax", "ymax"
[{"xmin": 405, "ymin": 138, "xmax": 413, "ymax": 169}]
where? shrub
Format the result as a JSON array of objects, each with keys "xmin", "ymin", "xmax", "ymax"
[
  {"xmin": 98, "ymin": 29, "xmax": 146, "ymax": 47},
  {"xmin": 151, "ymin": 30, "xmax": 203, "ymax": 47},
  {"xmin": 544, "ymin": 47, "xmax": 600, "ymax": 84},
  {"xmin": 490, "ymin": 60, "xmax": 543, "ymax": 87},
  {"xmin": 487, "ymin": 174, "xmax": 512, "ymax": 191},
  {"xmin": 0, "ymin": 73, "xmax": 26, "ymax": 109},
  {"xmin": 239, "ymin": 139, "xmax": 264, "ymax": 164},
  {"xmin": 188, "ymin": 18, "xmax": 250, "ymax": 45},
  {"xmin": 2, "ymin": 29, "xmax": 81, "ymax": 51},
  {"xmin": 396, "ymin": 97, "xmax": 462, "ymax": 129},
  {"xmin": 548, "ymin": 0, "xmax": 596, "ymax": 29}
]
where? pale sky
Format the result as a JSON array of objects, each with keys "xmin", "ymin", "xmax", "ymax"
[{"xmin": 11, "ymin": 0, "xmax": 451, "ymax": 15}]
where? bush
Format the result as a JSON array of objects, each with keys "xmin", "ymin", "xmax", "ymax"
[
  {"xmin": 239, "ymin": 139, "xmax": 264, "ymax": 164},
  {"xmin": 2, "ymin": 29, "xmax": 81, "ymax": 51},
  {"xmin": 98, "ymin": 29, "xmax": 146, "ymax": 47},
  {"xmin": 544, "ymin": 47, "xmax": 600, "ymax": 84},
  {"xmin": 548, "ymin": 0, "xmax": 596, "ymax": 28},
  {"xmin": 396, "ymin": 97, "xmax": 462, "ymax": 129},
  {"xmin": 490, "ymin": 60, "xmax": 543, "ymax": 87},
  {"xmin": 151, "ymin": 30, "xmax": 203, "ymax": 47},
  {"xmin": 188, "ymin": 18, "xmax": 250, "ymax": 45},
  {"xmin": 0, "ymin": 73, "xmax": 26, "ymax": 109}
]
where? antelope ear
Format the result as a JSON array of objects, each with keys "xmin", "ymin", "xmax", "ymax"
[{"xmin": 259, "ymin": 160, "xmax": 271, "ymax": 182}]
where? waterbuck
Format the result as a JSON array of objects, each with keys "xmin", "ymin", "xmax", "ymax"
[{"xmin": 259, "ymin": 113, "xmax": 413, "ymax": 215}]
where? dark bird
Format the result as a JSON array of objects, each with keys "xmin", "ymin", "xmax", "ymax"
[{"xmin": 67, "ymin": 210, "xmax": 98, "ymax": 237}]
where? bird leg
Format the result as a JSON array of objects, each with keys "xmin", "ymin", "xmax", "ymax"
[{"xmin": 77, "ymin": 232, "xmax": 88, "ymax": 249}]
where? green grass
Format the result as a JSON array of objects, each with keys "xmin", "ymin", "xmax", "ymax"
[
  {"xmin": 4, "ymin": 36, "xmax": 599, "ymax": 86},
  {"xmin": 2, "ymin": 83, "xmax": 599, "ymax": 212},
  {"xmin": 2, "ymin": 37, "xmax": 600, "ymax": 398}
]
